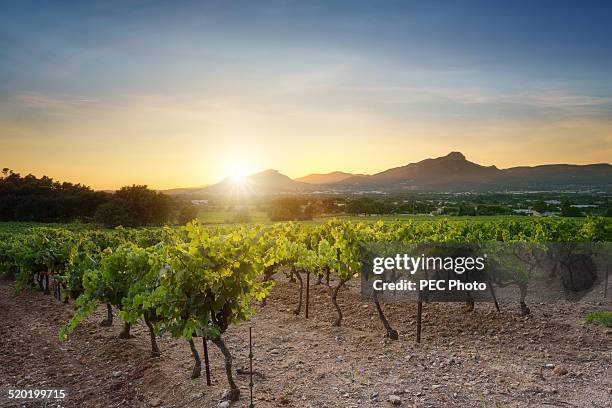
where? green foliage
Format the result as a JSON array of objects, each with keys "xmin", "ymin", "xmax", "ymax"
[
  {"xmin": 152, "ymin": 222, "xmax": 273, "ymax": 340},
  {"xmin": 231, "ymin": 207, "xmax": 252, "ymax": 223},
  {"xmin": 63, "ymin": 239, "xmax": 164, "ymax": 337},
  {"xmin": 94, "ymin": 185, "xmax": 173, "ymax": 227},
  {"xmin": 1, "ymin": 217, "xmax": 610, "ymax": 342},
  {"xmin": 346, "ymin": 197, "xmax": 379, "ymax": 216},
  {"xmin": 174, "ymin": 200, "xmax": 199, "ymax": 224},
  {"xmin": 1, "ymin": 216, "xmax": 609, "ymax": 394},
  {"xmin": 2, "ymin": 228, "xmax": 74, "ymax": 292},
  {"xmin": 585, "ymin": 311, "xmax": 612, "ymax": 327},
  {"xmin": 268, "ymin": 197, "xmax": 312, "ymax": 221},
  {"xmin": 0, "ymin": 168, "xmax": 108, "ymax": 222},
  {"xmin": 560, "ymin": 201, "xmax": 583, "ymax": 217}
]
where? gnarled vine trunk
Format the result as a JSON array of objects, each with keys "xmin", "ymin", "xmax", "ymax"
[
  {"xmin": 261, "ymin": 266, "xmax": 276, "ymax": 306},
  {"xmin": 464, "ymin": 292, "xmax": 475, "ymax": 312},
  {"xmin": 36, "ymin": 272, "xmax": 44, "ymax": 291},
  {"xmin": 288, "ymin": 268, "xmax": 296, "ymax": 283},
  {"xmin": 43, "ymin": 273, "xmax": 50, "ymax": 295},
  {"xmin": 211, "ymin": 336, "xmax": 240, "ymax": 401},
  {"xmin": 144, "ymin": 312, "xmax": 160, "ymax": 357},
  {"xmin": 374, "ymin": 299, "xmax": 398, "ymax": 340},
  {"xmin": 293, "ymin": 269, "xmax": 303, "ymax": 315},
  {"xmin": 188, "ymin": 338, "xmax": 201, "ymax": 379},
  {"xmin": 330, "ymin": 279, "xmax": 347, "ymax": 327},
  {"xmin": 99, "ymin": 303, "xmax": 113, "ymax": 327},
  {"xmin": 118, "ymin": 321, "xmax": 131, "ymax": 339},
  {"xmin": 518, "ymin": 282, "xmax": 530, "ymax": 315},
  {"xmin": 202, "ymin": 337, "xmax": 212, "ymax": 386}
]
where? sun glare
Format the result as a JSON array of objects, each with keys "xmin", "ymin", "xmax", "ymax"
[
  {"xmin": 230, "ymin": 173, "xmax": 245, "ymax": 185},
  {"xmin": 226, "ymin": 164, "xmax": 249, "ymax": 185},
  {"xmin": 221, "ymin": 155, "xmax": 257, "ymax": 191},
  {"xmin": 225, "ymin": 165, "xmax": 253, "ymax": 196}
]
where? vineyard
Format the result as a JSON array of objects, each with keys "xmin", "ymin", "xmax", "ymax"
[{"xmin": 1, "ymin": 217, "xmax": 611, "ymax": 407}]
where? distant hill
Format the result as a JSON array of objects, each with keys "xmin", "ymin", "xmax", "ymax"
[
  {"xmin": 204, "ymin": 169, "xmax": 312, "ymax": 194},
  {"xmin": 295, "ymin": 171, "xmax": 358, "ymax": 184},
  {"xmin": 164, "ymin": 152, "xmax": 612, "ymax": 195},
  {"xmin": 334, "ymin": 152, "xmax": 612, "ymax": 192},
  {"xmin": 501, "ymin": 164, "xmax": 612, "ymax": 190},
  {"xmin": 161, "ymin": 186, "xmax": 208, "ymax": 195},
  {"xmin": 337, "ymin": 152, "xmax": 502, "ymax": 191}
]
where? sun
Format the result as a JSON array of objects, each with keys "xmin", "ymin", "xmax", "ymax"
[
  {"xmin": 230, "ymin": 172, "xmax": 246, "ymax": 185},
  {"xmin": 226, "ymin": 165, "xmax": 249, "ymax": 185},
  {"xmin": 220, "ymin": 155, "xmax": 257, "ymax": 189},
  {"xmin": 224, "ymin": 164, "xmax": 254, "ymax": 197}
]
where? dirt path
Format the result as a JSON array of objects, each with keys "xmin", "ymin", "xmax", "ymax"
[{"xmin": 1, "ymin": 278, "xmax": 610, "ymax": 408}]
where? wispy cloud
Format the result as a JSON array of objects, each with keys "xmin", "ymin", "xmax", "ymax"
[
  {"xmin": 324, "ymin": 83, "xmax": 612, "ymax": 117},
  {"xmin": 499, "ymin": 91, "xmax": 612, "ymax": 109},
  {"xmin": 270, "ymin": 63, "xmax": 612, "ymax": 117},
  {"xmin": 12, "ymin": 91, "xmax": 100, "ymax": 110}
]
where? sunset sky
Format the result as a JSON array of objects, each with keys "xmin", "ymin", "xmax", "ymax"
[{"xmin": 1, "ymin": 1, "xmax": 612, "ymax": 190}]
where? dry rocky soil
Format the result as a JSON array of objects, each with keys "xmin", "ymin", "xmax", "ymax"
[{"xmin": 1, "ymin": 276, "xmax": 611, "ymax": 408}]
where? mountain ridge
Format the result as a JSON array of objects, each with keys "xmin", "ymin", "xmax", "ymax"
[
  {"xmin": 295, "ymin": 171, "xmax": 361, "ymax": 185},
  {"xmin": 164, "ymin": 152, "xmax": 612, "ymax": 195}
]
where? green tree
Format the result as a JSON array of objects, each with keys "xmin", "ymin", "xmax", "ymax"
[
  {"xmin": 174, "ymin": 199, "xmax": 198, "ymax": 224},
  {"xmin": 268, "ymin": 197, "xmax": 308, "ymax": 221},
  {"xmin": 94, "ymin": 185, "xmax": 173, "ymax": 227},
  {"xmin": 0, "ymin": 168, "xmax": 108, "ymax": 222},
  {"xmin": 531, "ymin": 200, "xmax": 549, "ymax": 213},
  {"xmin": 346, "ymin": 197, "xmax": 377, "ymax": 215},
  {"xmin": 560, "ymin": 201, "xmax": 582, "ymax": 217}
]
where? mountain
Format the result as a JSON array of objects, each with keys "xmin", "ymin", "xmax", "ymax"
[
  {"xmin": 334, "ymin": 152, "xmax": 612, "ymax": 192},
  {"xmin": 295, "ymin": 171, "xmax": 358, "ymax": 184},
  {"xmin": 166, "ymin": 152, "xmax": 612, "ymax": 195},
  {"xmin": 501, "ymin": 164, "xmax": 612, "ymax": 190},
  {"xmin": 338, "ymin": 152, "xmax": 502, "ymax": 191},
  {"xmin": 205, "ymin": 169, "xmax": 312, "ymax": 194}
]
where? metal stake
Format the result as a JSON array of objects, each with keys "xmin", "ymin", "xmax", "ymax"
[
  {"xmin": 249, "ymin": 327, "xmax": 254, "ymax": 408},
  {"xmin": 305, "ymin": 272, "xmax": 310, "ymax": 319}
]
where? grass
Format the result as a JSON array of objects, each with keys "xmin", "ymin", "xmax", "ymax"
[
  {"xmin": 0, "ymin": 221, "xmax": 89, "ymax": 233},
  {"xmin": 195, "ymin": 211, "xmax": 585, "ymax": 226},
  {"xmin": 316, "ymin": 214, "xmax": 537, "ymax": 223},
  {"xmin": 196, "ymin": 209, "xmax": 270, "ymax": 224},
  {"xmin": 584, "ymin": 311, "xmax": 612, "ymax": 327},
  {"xmin": 1, "ymin": 214, "xmax": 588, "ymax": 231}
]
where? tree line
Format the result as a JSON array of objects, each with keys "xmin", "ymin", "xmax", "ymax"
[{"xmin": 0, "ymin": 168, "xmax": 197, "ymax": 227}]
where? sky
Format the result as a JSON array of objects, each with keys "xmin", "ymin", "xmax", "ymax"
[{"xmin": 1, "ymin": 0, "xmax": 612, "ymax": 190}]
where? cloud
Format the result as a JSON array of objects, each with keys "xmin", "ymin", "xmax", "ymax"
[
  {"xmin": 266, "ymin": 62, "xmax": 612, "ymax": 118},
  {"xmin": 11, "ymin": 91, "xmax": 100, "ymax": 112},
  {"xmin": 325, "ymin": 83, "xmax": 612, "ymax": 118}
]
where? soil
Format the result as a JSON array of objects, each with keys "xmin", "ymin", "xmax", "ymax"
[{"xmin": 1, "ymin": 276, "xmax": 610, "ymax": 408}]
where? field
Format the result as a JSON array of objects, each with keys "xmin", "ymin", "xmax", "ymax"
[
  {"xmin": 322, "ymin": 214, "xmax": 574, "ymax": 223},
  {"xmin": 1, "ymin": 273, "xmax": 611, "ymax": 408},
  {"xmin": 195, "ymin": 210, "xmax": 585, "ymax": 226},
  {"xmin": 0, "ymin": 214, "xmax": 583, "ymax": 232},
  {"xmin": 197, "ymin": 210, "xmax": 271, "ymax": 224},
  {"xmin": 0, "ymin": 218, "xmax": 610, "ymax": 408}
]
